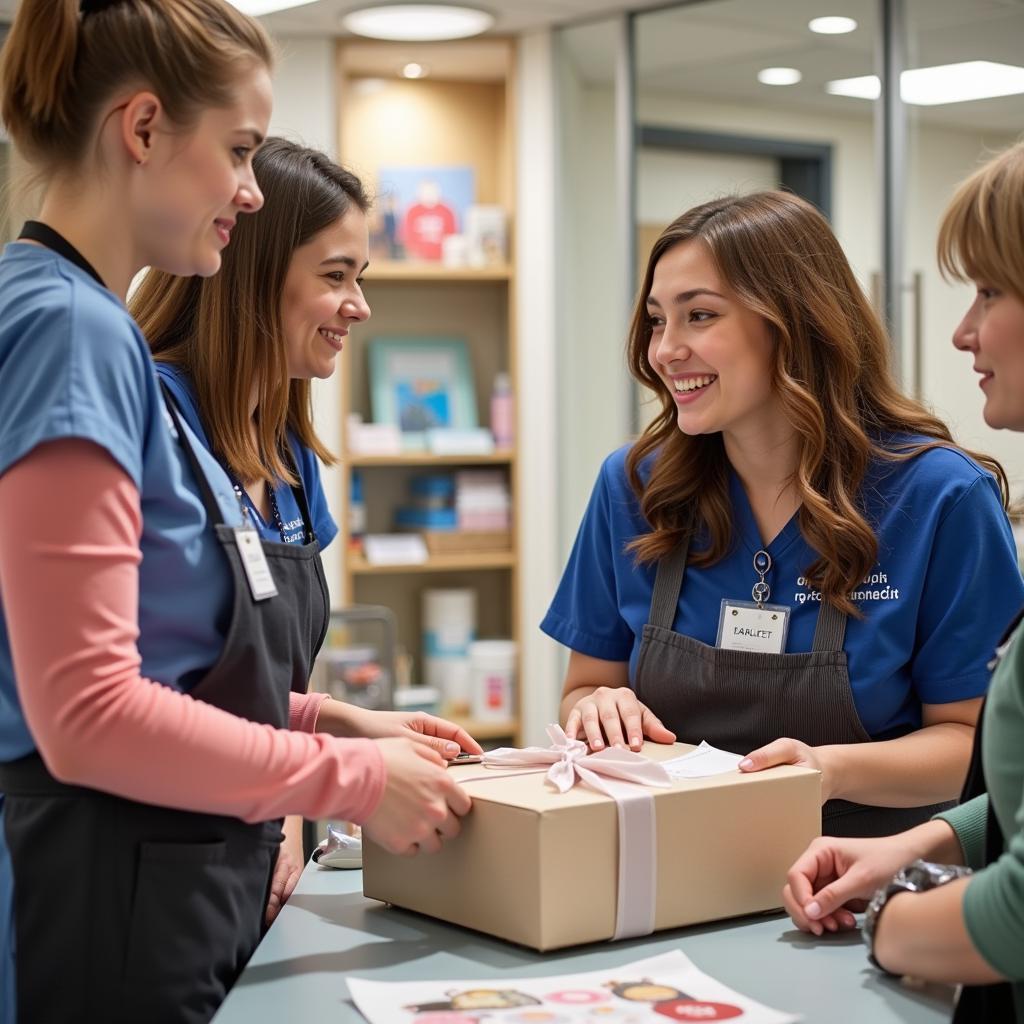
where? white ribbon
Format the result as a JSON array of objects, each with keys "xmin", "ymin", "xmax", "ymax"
[{"xmin": 482, "ymin": 724, "xmax": 671, "ymax": 940}]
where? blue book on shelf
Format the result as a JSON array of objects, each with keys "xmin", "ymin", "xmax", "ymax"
[{"xmin": 395, "ymin": 507, "xmax": 458, "ymax": 530}]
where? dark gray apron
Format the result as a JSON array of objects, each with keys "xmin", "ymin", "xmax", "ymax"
[
  {"xmin": 634, "ymin": 533, "xmax": 953, "ymax": 837},
  {"xmin": 0, "ymin": 384, "xmax": 330, "ymax": 1023}
]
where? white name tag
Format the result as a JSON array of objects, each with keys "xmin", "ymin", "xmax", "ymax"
[
  {"xmin": 234, "ymin": 526, "xmax": 278, "ymax": 601},
  {"xmin": 717, "ymin": 599, "xmax": 790, "ymax": 654}
]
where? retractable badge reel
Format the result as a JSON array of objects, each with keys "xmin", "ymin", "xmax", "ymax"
[{"xmin": 716, "ymin": 549, "xmax": 791, "ymax": 654}]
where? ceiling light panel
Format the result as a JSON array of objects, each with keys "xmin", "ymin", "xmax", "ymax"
[
  {"xmin": 227, "ymin": 0, "xmax": 320, "ymax": 14},
  {"xmin": 758, "ymin": 67, "xmax": 802, "ymax": 86},
  {"xmin": 342, "ymin": 4, "xmax": 495, "ymax": 41},
  {"xmin": 827, "ymin": 61, "xmax": 1024, "ymax": 105},
  {"xmin": 808, "ymin": 16, "xmax": 858, "ymax": 34}
]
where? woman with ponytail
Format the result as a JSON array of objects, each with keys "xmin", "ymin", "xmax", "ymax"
[
  {"xmin": 0, "ymin": 4, "xmax": 469, "ymax": 1022},
  {"xmin": 545, "ymin": 190, "xmax": 1024, "ymax": 839}
]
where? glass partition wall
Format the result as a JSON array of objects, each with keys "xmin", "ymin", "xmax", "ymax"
[
  {"xmin": 556, "ymin": 0, "xmax": 1024, "ymax": 501},
  {"xmin": 903, "ymin": 0, "xmax": 1024, "ymax": 485}
]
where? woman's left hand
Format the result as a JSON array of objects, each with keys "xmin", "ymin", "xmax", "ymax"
[
  {"xmin": 346, "ymin": 707, "xmax": 484, "ymax": 759},
  {"xmin": 739, "ymin": 738, "xmax": 832, "ymax": 800}
]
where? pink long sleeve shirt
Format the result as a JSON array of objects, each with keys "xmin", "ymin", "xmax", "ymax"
[{"xmin": 0, "ymin": 439, "xmax": 386, "ymax": 824}]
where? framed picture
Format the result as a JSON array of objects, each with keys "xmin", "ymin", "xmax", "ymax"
[
  {"xmin": 375, "ymin": 165, "xmax": 475, "ymax": 262},
  {"xmin": 369, "ymin": 338, "xmax": 478, "ymax": 436}
]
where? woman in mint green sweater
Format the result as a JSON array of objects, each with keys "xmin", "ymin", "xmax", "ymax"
[{"xmin": 784, "ymin": 140, "xmax": 1024, "ymax": 1023}]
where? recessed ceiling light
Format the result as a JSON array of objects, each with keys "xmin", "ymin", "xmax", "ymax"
[
  {"xmin": 809, "ymin": 16, "xmax": 858, "ymax": 34},
  {"xmin": 758, "ymin": 67, "xmax": 803, "ymax": 86},
  {"xmin": 402, "ymin": 62, "xmax": 429, "ymax": 78},
  {"xmin": 827, "ymin": 61, "xmax": 1024, "ymax": 105},
  {"xmin": 226, "ymin": 0, "xmax": 319, "ymax": 14},
  {"xmin": 342, "ymin": 4, "xmax": 495, "ymax": 41}
]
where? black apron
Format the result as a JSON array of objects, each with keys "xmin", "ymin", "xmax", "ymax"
[
  {"xmin": 951, "ymin": 610, "xmax": 1023, "ymax": 1024},
  {"xmin": 634, "ymin": 534, "xmax": 953, "ymax": 837},
  {"xmin": 0, "ymin": 235, "xmax": 330, "ymax": 1022}
]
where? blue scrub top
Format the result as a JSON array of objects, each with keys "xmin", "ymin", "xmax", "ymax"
[
  {"xmin": 542, "ymin": 442, "xmax": 1024, "ymax": 741},
  {"xmin": 0, "ymin": 243, "xmax": 239, "ymax": 1022},
  {"xmin": 156, "ymin": 363, "xmax": 338, "ymax": 548},
  {"xmin": 0, "ymin": 243, "xmax": 329, "ymax": 1022}
]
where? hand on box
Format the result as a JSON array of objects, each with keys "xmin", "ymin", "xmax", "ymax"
[
  {"xmin": 564, "ymin": 686, "xmax": 676, "ymax": 751},
  {"xmin": 345, "ymin": 706, "xmax": 484, "ymax": 759},
  {"xmin": 738, "ymin": 737, "xmax": 832, "ymax": 796},
  {"xmin": 363, "ymin": 738, "xmax": 472, "ymax": 856}
]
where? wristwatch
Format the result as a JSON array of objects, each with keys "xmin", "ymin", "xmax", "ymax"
[{"xmin": 863, "ymin": 859, "xmax": 973, "ymax": 974}]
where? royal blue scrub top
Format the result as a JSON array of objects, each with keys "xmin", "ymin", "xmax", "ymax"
[{"xmin": 543, "ymin": 442, "xmax": 1024, "ymax": 740}]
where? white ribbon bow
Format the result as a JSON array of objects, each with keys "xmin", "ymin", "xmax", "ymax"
[
  {"xmin": 484, "ymin": 724, "xmax": 672, "ymax": 796},
  {"xmin": 483, "ymin": 725, "xmax": 671, "ymax": 940}
]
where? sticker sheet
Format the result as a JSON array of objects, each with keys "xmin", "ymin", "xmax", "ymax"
[{"xmin": 347, "ymin": 950, "xmax": 799, "ymax": 1023}]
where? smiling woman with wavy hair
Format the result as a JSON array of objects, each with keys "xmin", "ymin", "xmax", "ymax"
[{"xmin": 543, "ymin": 189, "xmax": 1024, "ymax": 838}]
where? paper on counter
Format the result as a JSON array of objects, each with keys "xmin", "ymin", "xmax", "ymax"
[
  {"xmin": 660, "ymin": 741, "xmax": 744, "ymax": 779},
  {"xmin": 348, "ymin": 949, "xmax": 799, "ymax": 1023}
]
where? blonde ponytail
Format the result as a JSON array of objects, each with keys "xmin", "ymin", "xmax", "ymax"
[{"xmin": 0, "ymin": 0, "xmax": 272, "ymax": 174}]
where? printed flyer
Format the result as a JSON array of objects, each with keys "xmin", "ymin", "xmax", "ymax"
[{"xmin": 348, "ymin": 950, "xmax": 799, "ymax": 1023}]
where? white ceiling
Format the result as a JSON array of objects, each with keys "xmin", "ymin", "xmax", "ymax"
[
  {"xmin": 259, "ymin": 0, "xmax": 670, "ymax": 35},
  {"xmin": 563, "ymin": 0, "xmax": 1024, "ymax": 133},
  {"xmin": 0, "ymin": 0, "xmax": 1019, "ymax": 132}
]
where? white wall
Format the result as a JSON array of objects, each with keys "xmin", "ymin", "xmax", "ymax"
[
  {"xmin": 517, "ymin": 30, "xmax": 562, "ymax": 743},
  {"xmin": 638, "ymin": 149, "xmax": 777, "ymax": 227},
  {"xmin": 267, "ymin": 38, "xmax": 344, "ymax": 603},
  {"xmin": 555, "ymin": 54, "xmax": 631, "ymax": 562},
  {"xmin": 905, "ymin": 124, "xmax": 1021, "ymax": 492}
]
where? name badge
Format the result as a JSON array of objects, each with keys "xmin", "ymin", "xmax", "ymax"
[
  {"xmin": 716, "ymin": 599, "xmax": 790, "ymax": 654},
  {"xmin": 234, "ymin": 526, "xmax": 278, "ymax": 601}
]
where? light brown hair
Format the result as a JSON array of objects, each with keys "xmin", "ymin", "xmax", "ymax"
[
  {"xmin": 1, "ymin": 0, "xmax": 272, "ymax": 174},
  {"xmin": 938, "ymin": 140, "xmax": 1024, "ymax": 301},
  {"xmin": 627, "ymin": 190, "xmax": 1008, "ymax": 616},
  {"xmin": 131, "ymin": 138, "xmax": 370, "ymax": 486}
]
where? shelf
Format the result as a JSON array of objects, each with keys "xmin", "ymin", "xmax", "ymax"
[
  {"xmin": 348, "ymin": 552, "xmax": 516, "ymax": 575},
  {"xmin": 347, "ymin": 450, "xmax": 515, "ymax": 467},
  {"xmin": 368, "ymin": 261, "xmax": 512, "ymax": 282},
  {"xmin": 449, "ymin": 716, "xmax": 518, "ymax": 742}
]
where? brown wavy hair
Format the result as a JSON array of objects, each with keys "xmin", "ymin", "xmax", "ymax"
[
  {"xmin": 627, "ymin": 191, "xmax": 1008, "ymax": 616},
  {"xmin": 131, "ymin": 138, "xmax": 369, "ymax": 486}
]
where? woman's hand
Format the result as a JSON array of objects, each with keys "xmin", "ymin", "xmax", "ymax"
[
  {"xmin": 265, "ymin": 816, "xmax": 305, "ymax": 926},
  {"xmin": 783, "ymin": 820, "xmax": 963, "ymax": 937},
  {"xmin": 739, "ymin": 738, "xmax": 832, "ymax": 799},
  {"xmin": 325, "ymin": 704, "xmax": 483, "ymax": 759},
  {"xmin": 564, "ymin": 686, "xmax": 675, "ymax": 751},
  {"xmin": 362, "ymin": 738, "xmax": 472, "ymax": 856}
]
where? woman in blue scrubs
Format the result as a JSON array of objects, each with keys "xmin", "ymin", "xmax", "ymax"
[
  {"xmin": 130, "ymin": 137, "xmax": 482, "ymax": 920},
  {"xmin": 545, "ymin": 190, "xmax": 1024, "ymax": 837},
  {"xmin": 0, "ymin": 4, "xmax": 470, "ymax": 1022}
]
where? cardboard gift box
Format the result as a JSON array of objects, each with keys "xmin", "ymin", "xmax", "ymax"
[{"xmin": 362, "ymin": 737, "xmax": 821, "ymax": 951}]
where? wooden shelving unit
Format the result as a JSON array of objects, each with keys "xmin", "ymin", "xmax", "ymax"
[
  {"xmin": 348, "ymin": 552, "xmax": 516, "ymax": 576},
  {"xmin": 368, "ymin": 261, "xmax": 513, "ymax": 282},
  {"xmin": 335, "ymin": 38, "xmax": 520, "ymax": 747},
  {"xmin": 347, "ymin": 451, "xmax": 514, "ymax": 468}
]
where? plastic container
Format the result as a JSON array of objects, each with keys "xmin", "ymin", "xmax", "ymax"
[
  {"xmin": 393, "ymin": 686, "xmax": 441, "ymax": 715},
  {"xmin": 422, "ymin": 588, "xmax": 477, "ymax": 715},
  {"xmin": 489, "ymin": 371, "xmax": 514, "ymax": 449},
  {"xmin": 469, "ymin": 639, "xmax": 517, "ymax": 722}
]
